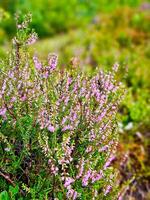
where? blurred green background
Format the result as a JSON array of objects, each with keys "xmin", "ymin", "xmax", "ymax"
[{"xmin": 0, "ymin": 0, "xmax": 150, "ymax": 199}]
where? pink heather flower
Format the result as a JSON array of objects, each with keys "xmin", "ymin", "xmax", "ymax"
[
  {"xmin": 62, "ymin": 125, "xmax": 73, "ymax": 131},
  {"xmin": 89, "ymin": 130, "xmax": 96, "ymax": 141},
  {"xmin": 107, "ymin": 83, "xmax": 114, "ymax": 90},
  {"xmin": 64, "ymin": 96, "xmax": 69, "ymax": 105},
  {"xmin": 48, "ymin": 125, "xmax": 55, "ymax": 132},
  {"xmin": 82, "ymin": 169, "xmax": 92, "ymax": 186},
  {"xmin": 86, "ymin": 146, "xmax": 92, "ymax": 153},
  {"xmin": 118, "ymin": 186, "xmax": 129, "ymax": 200},
  {"xmin": 48, "ymin": 159, "xmax": 58, "ymax": 175},
  {"xmin": 0, "ymin": 107, "xmax": 6, "ymax": 117},
  {"xmin": 8, "ymin": 71, "xmax": 14, "ymax": 79},
  {"xmin": 51, "ymin": 165, "xmax": 58, "ymax": 175},
  {"xmin": 48, "ymin": 54, "xmax": 58, "ymax": 71},
  {"xmin": 43, "ymin": 71, "xmax": 49, "ymax": 79},
  {"xmin": 2, "ymin": 80, "xmax": 6, "ymax": 93},
  {"xmin": 64, "ymin": 177, "xmax": 75, "ymax": 189},
  {"xmin": 113, "ymin": 62, "xmax": 119, "ymax": 72},
  {"xmin": 10, "ymin": 97, "xmax": 17, "ymax": 102},
  {"xmin": 70, "ymin": 112, "xmax": 77, "ymax": 122},
  {"xmin": 104, "ymin": 185, "xmax": 112, "ymax": 196},
  {"xmin": 58, "ymin": 158, "xmax": 67, "ymax": 165},
  {"xmin": 67, "ymin": 189, "xmax": 78, "ymax": 200},
  {"xmin": 73, "ymin": 83, "xmax": 78, "ymax": 93},
  {"xmin": 80, "ymin": 87, "xmax": 86, "ymax": 95},
  {"xmin": 97, "ymin": 110, "xmax": 107, "ymax": 122},
  {"xmin": 33, "ymin": 55, "xmax": 42, "ymax": 70},
  {"xmin": 91, "ymin": 171, "xmax": 103, "ymax": 183},
  {"xmin": 76, "ymin": 158, "xmax": 84, "ymax": 179},
  {"xmin": 72, "ymin": 191, "xmax": 78, "ymax": 200},
  {"xmin": 102, "ymin": 135, "xmax": 106, "ymax": 140},
  {"xmin": 98, "ymin": 145, "xmax": 108, "ymax": 152},
  {"xmin": 67, "ymin": 77, "xmax": 72, "ymax": 85},
  {"xmin": 21, "ymin": 94, "xmax": 27, "ymax": 101},
  {"xmin": 118, "ymin": 195, "xmax": 123, "ymax": 200},
  {"xmin": 104, "ymin": 81, "xmax": 109, "ymax": 90},
  {"xmin": 100, "ymin": 94, "xmax": 106, "ymax": 100},
  {"xmin": 62, "ymin": 117, "xmax": 67, "ymax": 124},
  {"xmin": 27, "ymin": 32, "xmax": 38, "ymax": 45},
  {"xmin": 104, "ymin": 155, "xmax": 116, "ymax": 170}
]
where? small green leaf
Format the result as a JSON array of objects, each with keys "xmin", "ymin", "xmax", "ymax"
[
  {"xmin": 9, "ymin": 185, "xmax": 19, "ymax": 196},
  {"xmin": 0, "ymin": 191, "xmax": 9, "ymax": 200},
  {"xmin": 57, "ymin": 192, "xmax": 63, "ymax": 200}
]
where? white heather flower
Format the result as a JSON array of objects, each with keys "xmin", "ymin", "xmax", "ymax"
[
  {"xmin": 4, "ymin": 148, "xmax": 11, "ymax": 152},
  {"xmin": 124, "ymin": 122, "xmax": 133, "ymax": 130}
]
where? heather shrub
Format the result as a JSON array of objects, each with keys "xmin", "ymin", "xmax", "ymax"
[{"xmin": 0, "ymin": 14, "xmax": 124, "ymax": 199}]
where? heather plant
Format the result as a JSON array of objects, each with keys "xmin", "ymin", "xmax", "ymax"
[{"xmin": 0, "ymin": 14, "xmax": 125, "ymax": 199}]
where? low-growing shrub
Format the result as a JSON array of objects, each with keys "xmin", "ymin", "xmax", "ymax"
[{"xmin": 0, "ymin": 14, "xmax": 125, "ymax": 199}]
